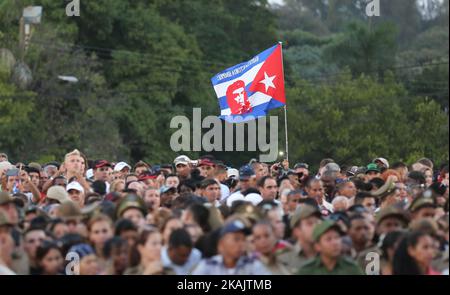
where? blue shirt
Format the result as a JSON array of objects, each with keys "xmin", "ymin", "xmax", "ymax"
[
  {"xmin": 161, "ymin": 246, "xmax": 202, "ymax": 275},
  {"xmin": 191, "ymin": 254, "xmax": 272, "ymax": 275}
]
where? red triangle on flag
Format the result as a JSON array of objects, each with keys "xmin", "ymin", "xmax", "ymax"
[{"xmin": 248, "ymin": 44, "xmax": 286, "ymax": 104}]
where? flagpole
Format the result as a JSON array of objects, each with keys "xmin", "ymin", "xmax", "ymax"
[{"xmin": 279, "ymin": 41, "xmax": 289, "ymax": 163}]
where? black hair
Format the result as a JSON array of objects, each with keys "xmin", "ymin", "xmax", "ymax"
[
  {"xmin": 298, "ymin": 197, "xmax": 319, "ymax": 208},
  {"xmin": 177, "ymin": 179, "xmax": 196, "ymax": 194},
  {"xmin": 58, "ymin": 233, "xmax": 86, "ymax": 257},
  {"xmin": 369, "ymin": 177, "xmax": 385, "ymax": 190},
  {"xmin": 186, "ymin": 203, "xmax": 210, "ymax": 233},
  {"xmin": 98, "ymin": 201, "xmax": 117, "ymax": 222},
  {"xmin": 353, "ymin": 178, "xmax": 373, "ymax": 191},
  {"xmin": 46, "ymin": 218, "xmax": 65, "ymax": 233},
  {"xmin": 349, "ymin": 214, "xmax": 366, "ymax": 226},
  {"xmin": 171, "ymin": 194, "xmax": 204, "ymax": 210},
  {"xmin": 347, "ymin": 204, "xmax": 368, "ymax": 215},
  {"xmin": 354, "ymin": 191, "xmax": 375, "ymax": 205},
  {"xmin": 168, "ymin": 228, "xmax": 193, "ymax": 249},
  {"xmin": 194, "ymin": 227, "xmax": 221, "ymax": 258},
  {"xmin": 393, "ymin": 230, "xmax": 432, "ymax": 275},
  {"xmin": 329, "ymin": 212, "xmax": 350, "ymax": 228},
  {"xmin": 114, "ymin": 218, "xmax": 137, "ymax": 236},
  {"xmin": 190, "ymin": 169, "xmax": 205, "ymax": 188},
  {"xmin": 380, "ymin": 230, "xmax": 405, "ymax": 260},
  {"xmin": 391, "ymin": 162, "xmax": 407, "ymax": 169},
  {"xmin": 199, "ymin": 178, "xmax": 219, "ymax": 189},
  {"xmin": 29, "ymin": 216, "xmax": 50, "ymax": 231},
  {"xmin": 408, "ymin": 171, "xmax": 426, "ymax": 184},
  {"xmin": 223, "ymin": 177, "xmax": 238, "ymax": 190},
  {"xmin": 257, "ymin": 176, "xmax": 275, "ymax": 188},
  {"xmin": 103, "ymin": 237, "xmax": 127, "ymax": 258},
  {"xmin": 35, "ymin": 240, "xmax": 63, "ymax": 274},
  {"xmin": 276, "ymin": 175, "xmax": 290, "ymax": 187},
  {"xmin": 92, "ymin": 180, "xmax": 107, "ymax": 195},
  {"xmin": 305, "ymin": 178, "xmax": 322, "ymax": 189},
  {"xmin": 52, "ymin": 176, "xmax": 66, "ymax": 185}
]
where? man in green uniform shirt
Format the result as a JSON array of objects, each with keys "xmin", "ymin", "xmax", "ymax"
[{"xmin": 298, "ymin": 219, "xmax": 364, "ymax": 275}]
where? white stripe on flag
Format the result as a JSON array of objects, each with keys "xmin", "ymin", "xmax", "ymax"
[
  {"xmin": 220, "ymin": 92, "xmax": 272, "ymax": 116},
  {"xmin": 213, "ymin": 62, "xmax": 264, "ymax": 99}
]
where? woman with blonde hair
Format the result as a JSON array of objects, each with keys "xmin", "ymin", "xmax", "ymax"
[{"xmin": 110, "ymin": 179, "xmax": 125, "ymax": 194}]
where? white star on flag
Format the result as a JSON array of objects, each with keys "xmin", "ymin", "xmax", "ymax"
[{"xmin": 259, "ymin": 72, "xmax": 276, "ymax": 92}]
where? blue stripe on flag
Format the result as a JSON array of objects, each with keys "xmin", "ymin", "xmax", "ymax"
[
  {"xmin": 211, "ymin": 45, "xmax": 278, "ymax": 86},
  {"xmin": 265, "ymin": 98, "xmax": 285, "ymax": 111}
]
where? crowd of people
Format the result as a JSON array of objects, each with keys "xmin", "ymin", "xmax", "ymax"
[{"xmin": 0, "ymin": 150, "xmax": 448, "ymax": 275}]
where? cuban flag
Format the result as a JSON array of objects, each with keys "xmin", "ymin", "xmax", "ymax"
[{"xmin": 211, "ymin": 44, "xmax": 286, "ymax": 123}]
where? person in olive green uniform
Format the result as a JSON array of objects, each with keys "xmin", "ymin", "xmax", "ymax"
[
  {"xmin": 278, "ymin": 204, "xmax": 323, "ymax": 274},
  {"xmin": 298, "ymin": 220, "xmax": 364, "ymax": 275}
]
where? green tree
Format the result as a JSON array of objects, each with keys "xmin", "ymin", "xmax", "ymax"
[
  {"xmin": 285, "ymin": 71, "xmax": 449, "ymax": 169},
  {"xmin": 324, "ymin": 21, "xmax": 398, "ymax": 77}
]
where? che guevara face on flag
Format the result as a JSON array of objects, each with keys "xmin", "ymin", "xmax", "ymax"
[
  {"xmin": 226, "ymin": 80, "xmax": 253, "ymax": 115},
  {"xmin": 211, "ymin": 44, "xmax": 286, "ymax": 122}
]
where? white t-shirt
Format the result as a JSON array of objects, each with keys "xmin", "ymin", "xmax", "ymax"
[
  {"xmin": 226, "ymin": 191, "xmax": 245, "ymax": 207},
  {"xmin": 220, "ymin": 183, "xmax": 230, "ymax": 201},
  {"xmin": 0, "ymin": 264, "xmax": 16, "ymax": 275},
  {"xmin": 321, "ymin": 199, "xmax": 334, "ymax": 213}
]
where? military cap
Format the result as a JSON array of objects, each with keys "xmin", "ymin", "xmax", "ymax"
[
  {"xmin": 372, "ymin": 178, "xmax": 397, "ymax": 200},
  {"xmin": 376, "ymin": 206, "xmax": 409, "ymax": 226},
  {"xmin": 290, "ymin": 204, "xmax": 322, "ymax": 228},
  {"xmin": 409, "ymin": 192, "xmax": 437, "ymax": 213},
  {"xmin": 312, "ymin": 219, "xmax": 344, "ymax": 243},
  {"xmin": 116, "ymin": 194, "xmax": 147, "ymax": 218},
  {"xmin": 0, "ymin": 191, "xmax": 24, "ymax": 207},
  {"xmin": 58, "ymin": 201, "xmax": 83, "ymax": 221},
  {"xmin": 0, "ymin": 210, "xmax": 13, "ymax": 227}
]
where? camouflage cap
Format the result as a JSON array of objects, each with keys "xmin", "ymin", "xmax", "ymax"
[
  {"xmin": 372, "ymin": 178, "xmax": 397, "ymax": 200},
  {"xmin": 116, "ymin": 194, "xmax": 147, "ymax": 218}
]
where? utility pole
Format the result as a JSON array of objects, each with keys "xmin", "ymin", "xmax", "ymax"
[{"xmin": 19, "ymin": 6, "xmax": 42, "ymax": 60}]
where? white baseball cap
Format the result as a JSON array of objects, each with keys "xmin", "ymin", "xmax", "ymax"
[
  {"xmin": 244, "ymin": 193, "xmax": 263, "ymax": 206},
  {"xmin": 373, "ymin": 157, "xmax": 390, "ymax": 169},
  {"xmin": 66, "ymin": 181, "xmax": 84, "ymax": 194},
  {"xmin": 0, "ymin": 161, "xmax": 13, "ymax": 173},
  {"xmin": 174, "ymin": 155, "xmax": 191, "ymax": 166},
  {"xmin": 86, "ymin": 168, "xmax": 94, "ymax": 179},
  {"xmin": 227, "ymin": 168, "xmax": 239, "ymax": 179},
  {"xmin": 226, "ymin": 192, "xmax": 245, "ymax": 207},
  {"xmin": 114, "ymin": 161, "xmax": 131, "ymax": 172}
]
